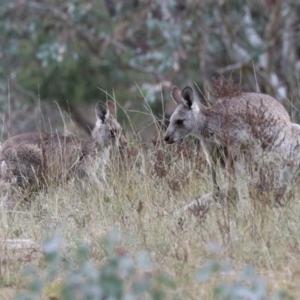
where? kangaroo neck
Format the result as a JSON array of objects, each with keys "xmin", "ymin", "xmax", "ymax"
[
  {"xmin": 82, "ymin": 137, "xmax": 106, "ymax": 154},
  {"xmin": 193, "ymin": 106, "xmax": 210, "ymax": 138}
]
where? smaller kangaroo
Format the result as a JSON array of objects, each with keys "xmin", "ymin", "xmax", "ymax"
[
  {"xmin": 164, "ymin": 85, "xmax": 300, "ymax": 210},
  {"xmin": 0, "ymin": 101, "xmax": 126, "ymax": 209}
]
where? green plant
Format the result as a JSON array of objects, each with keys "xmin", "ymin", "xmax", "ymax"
[
  {"xmin": 197, "ymin": 260, "xmax": 293, "ymax": 300},
  {"xmin": 15, "ymin": 231, "xmax": 177, "ymax": 300}
]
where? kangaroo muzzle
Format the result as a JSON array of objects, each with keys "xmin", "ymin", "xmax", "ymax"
[{"xmin": 164, "ymin": 133, "xmax": 175, "ymax": 144}]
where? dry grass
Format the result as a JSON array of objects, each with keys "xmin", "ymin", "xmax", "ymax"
[{"xmin": 1, "ymin": 133, "xmax": 300, "ymax": 299}]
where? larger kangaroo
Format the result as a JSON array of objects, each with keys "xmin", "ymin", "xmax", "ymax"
[
  {"xmin": 0, "ymin": 101, "xmax": 126, "ymax": 209},
  {"xmin": 164, "ymin": 86, "xmax": 300, "ymax": 210}
]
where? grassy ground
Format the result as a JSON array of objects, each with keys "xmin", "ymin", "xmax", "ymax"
[{"xmin": 1, "ymin": 136, "xmax": 300, "ymax": 299}]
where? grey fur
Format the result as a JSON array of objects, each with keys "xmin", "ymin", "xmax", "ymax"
[
  {"xmin": 0, "ymin": 101, "xmax": 126, "ymax": 209},
  {"xmin": 165, "ymin": 86, "xmax": 300, "ymax": 205}
]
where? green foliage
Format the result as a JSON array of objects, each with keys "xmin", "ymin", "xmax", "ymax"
[
  {"xmin": 196, "ymin": 260, "xmax": 293, "ymax": 300},
  {"xmin": 1, "ymin": 0, "xmax": 300, "ymax": 134},
  {"xmin": 14, "ymin": 230, "xmax": 293, "ymax": 300},
  {"xmin": 15, "ymin": 231, "xmax": 177, "ymax": 300}
]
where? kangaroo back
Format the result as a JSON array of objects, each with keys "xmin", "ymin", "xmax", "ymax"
[{"xmin": 165, "ymin": 87, "xmax": 291, "ymax": 152}]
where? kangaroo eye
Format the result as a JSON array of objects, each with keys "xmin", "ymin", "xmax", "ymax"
[{"xmin": 176, "ymin": 119, "xmax": 184, "ymax": 125}]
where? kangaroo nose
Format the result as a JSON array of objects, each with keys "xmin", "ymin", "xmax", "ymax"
[{"xmin": 164, "ymin": 135, "xmax": 170, "ymax": 143}]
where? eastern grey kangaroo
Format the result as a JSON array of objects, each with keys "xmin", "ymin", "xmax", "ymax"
[
  {"xmin": 164, "ymin": 85, "xmax": 300, "ymax": 211},
  {"xmin": 0, "ymin": 101, "xmax": 126, "ymax": 209}
]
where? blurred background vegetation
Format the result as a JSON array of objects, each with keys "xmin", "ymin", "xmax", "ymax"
[{"xmin": 1, "ymin": 0, "xmax": 300, "ymax": 139}]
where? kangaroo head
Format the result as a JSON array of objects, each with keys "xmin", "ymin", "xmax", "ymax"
[
  {"xmin": 92, "ymin": 101, "xmax": 126, "ymax": 148},
  {"xmin": 164, "ymin": 86, "xmax": 201, "ymax": 144}
]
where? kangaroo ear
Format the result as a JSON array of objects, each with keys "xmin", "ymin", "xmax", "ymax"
[
  {"xmin": 106, "ymin": 101, "xmax": 116, "ymax": 118},
  {"xmin": 181, "ymin": 86, "xmax": 194, "ymax": 108},
  {"xmin": 95, "ymin": 102, "xmax": 108, "ymax": 122},
  {"xmin": 171, "ymin": 86, "xmax": 182, "ymax": 104}
]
